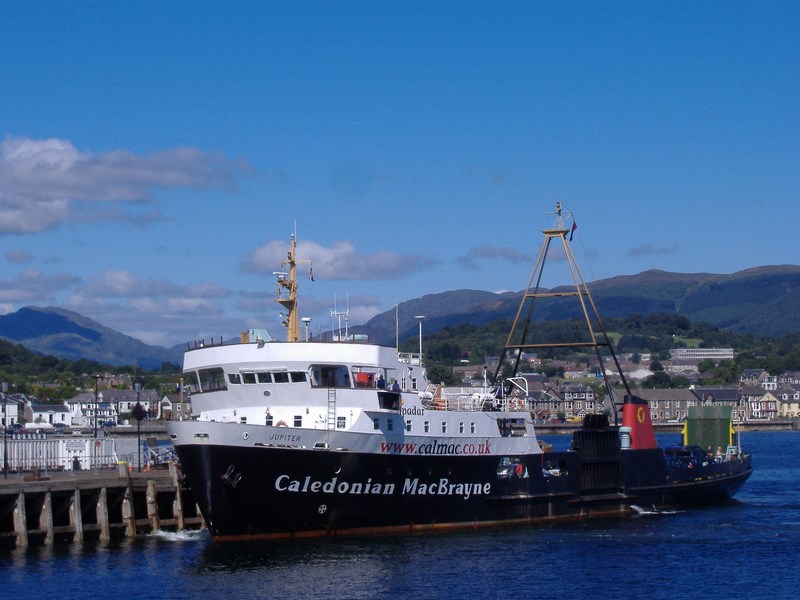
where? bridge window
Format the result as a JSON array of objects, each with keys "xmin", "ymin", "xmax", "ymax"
[
  {"xmin": 242, "ymin": 372, "xmax": 256, "ymax": 384},
  {"xmin": 257, "ymin": 372, "xmax": 272, "ymax": 383},
  {"xmin": 198, "ymin": 367, "xmax": 226, "ymax": 392},
  {"xmin": 310, "ymin": 365, "xmax": 352, "ymax": 388},
  {"xmin": 352, "ymin": 367, "xmax": 380, "ymax": 388}
]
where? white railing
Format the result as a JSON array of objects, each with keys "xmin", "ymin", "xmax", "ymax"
[{"xmin": 1, "ymin": 437, "xmax": 119, "ymax": 472}]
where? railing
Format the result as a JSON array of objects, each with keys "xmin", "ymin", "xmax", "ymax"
[
  {"xmin": 1, "ymin": 438, "xmax": 119, "ymax": 472},
  {"xmin": 420, "ymin": 386, "xmax": 500, "ymax": 412},
  {"xmin": 398, "ymin": 352, "xmax": 422, "ymax": 365}
]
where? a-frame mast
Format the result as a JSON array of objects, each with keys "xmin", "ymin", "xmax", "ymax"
[{"xmin": 493, "ymin": 202, "xmax": 631, "ymax": 421}]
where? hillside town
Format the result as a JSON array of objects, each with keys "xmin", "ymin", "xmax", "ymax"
[
  {"xmin": 1, "ymin": 377, "xmax": 187, "ymax": 433},
  {"xmin": 2, "ymin": 347, "xmax": 799, "ymax": 432},
  {"xmin": 449, "ymin": 347, "xmax": 800, "ymax": 424}
]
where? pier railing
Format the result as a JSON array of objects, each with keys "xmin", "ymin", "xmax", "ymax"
[{"xmin": 1, "ymin": 437, "xmax": 119, "ymax": 473}]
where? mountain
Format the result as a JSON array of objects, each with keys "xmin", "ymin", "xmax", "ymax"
[
  {"xmin": 0, "ymin": 306, "xmax": 183, "ymax": 369},
  {"xmin": 353, "ymin": 265, "xmax": 800, "ymax": 345},
  {"xmin": 1, "ymin": 265, "xmax": 799, "ymax": 367}
]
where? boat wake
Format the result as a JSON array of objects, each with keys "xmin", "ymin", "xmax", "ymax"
[
  {"xmin": 147, "ymin": 529, "xmax": 209, "ymax": 542},
  {"xmin": 630, "ymin": 504, "xmax": 683, "ymax": 516}
]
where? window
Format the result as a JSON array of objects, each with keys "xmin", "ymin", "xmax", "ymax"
[
  {"xmin": 240, "ymin": 416, "xmax": 247, "ymax": 423},
  {"xmin": 337, "ymin": 416, "xmax": 346, "ymax": 429},
  {"xmin": 373, "ymin": 417, "xmax": 380, "ymax": 430},
  {"xmin": 459, "ymin": 421, "xmax": 465, "ymax": 433},
  {"xmin": 424, "ymin": 420, "xmax": 430, "ymax": 433},
  {"xmin": 242, "ymin": 372, "xmax": 256, "ymax": 384},
  {"xmin": 293, "ymin": 415, "xmax": 302, "ymax": 427},
  {"xmin": 290, "ymin": 371, "xmax": 307, "ymax": 383},
  {"xmin": 198, "ymin": 367, "xmax": 227, "ymax": 392},
  {"xmin": 441, "ymin": 422, "xmax": 447, "ymax": 434},
  {"xmin": 470, "ymin": 422, "xmax": 476, "ymax": 434},
  {"xmin": 273, "ymin": 372, "xmax": 290, "ymax": 383},
  {"xmin": 387, "ymin": 419, "xmax": 394, "ymax": 432},
  {"xmin": 257, "ymin": 372, "xmax": 272, "ymax": 384},
  {"xmin": 310, "ymin": 365, "xmax": 351, "ymax": 387},
  {"xmin": 227, "ymin": 373, "xmax": 240, "ymax": 385},
  {"xmin": 352, "ymin": 367, "xmax": 378, "ymax": 388},
  {"xmin": 266, "ymin": 413, "xmax": 273, "ymax": 426},
  {"xmin": 405, "ymin": 419, "xmax": 412, "ymax": 432}
]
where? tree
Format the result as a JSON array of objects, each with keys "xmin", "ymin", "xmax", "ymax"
[
  {"xmin": 698, "ymin": 359, "xmax": 717, "ymax": 374},
  {"xmin": 424, "ymin": 363, "xmax": 460, "ymax": 386},
  {"xmin": 649, "ymin": 360, "xmax": 664, "ymax": 373},
  {"xmin": 644, "ymin": 371, "xmax": 672, "ymax": 389}
]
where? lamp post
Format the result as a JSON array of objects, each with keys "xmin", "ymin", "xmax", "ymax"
[
  {"xmin": 134, "ymin": 382, "xmax": 143, "ymax": 472},
  {"xmin": 93, "ymin": 375, "xmax": 102, "ymax": 471},
  {"xmin": 415, "ymin": 315, "xmax": 425, "ymax": 364},
  {"xmin": 3, "ymin": 381, "xmax": 8, "ymax": 479},
  {"xmin": 93, "ymin": 375, "xmax": 101, "ymax": 438}
]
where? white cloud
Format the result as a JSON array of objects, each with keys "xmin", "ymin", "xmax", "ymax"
[
  {"xmin": 457, "ymin": 244, "xmax": 531, "ymax": 269},
  {"xmin": 242, "ymin": 239, "xmax": 436, "ymax": 280},
  {"xmin": 83, "ymin": 270, "xmax": 228, "ymax": 299},
  {"xmin": 0, "ymin": 136, "xmax": 252, "ymax": 233},
  {"xmin": 0, "ymin": 269, "xmax": 81, "ymax": 302},
  {"xmin": 4, "ymin": 249, "xmax": 34, "ymax": 264}
]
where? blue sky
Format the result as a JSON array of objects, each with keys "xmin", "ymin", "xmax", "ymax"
[{"xmin": 1, "ymin": 1, "xmax": 797, "ymax": 348}]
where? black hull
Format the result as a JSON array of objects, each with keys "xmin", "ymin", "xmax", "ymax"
[{"xmin": 174, "ymin": 442, "xmax": 752, "ymax": 541}]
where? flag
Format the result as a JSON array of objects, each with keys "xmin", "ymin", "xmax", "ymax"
[
  {"xmin": 569, "ymin": 220, "xmax": 577, "ymax": 241},
  {"xmin": 309, "ymin": 264, "xmax": 314, "ymax": 281}
]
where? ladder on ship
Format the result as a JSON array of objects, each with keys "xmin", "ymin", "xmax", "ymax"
[{"xmin": 327, "ymin": 388, "xmax": 336, "ymax": 431}]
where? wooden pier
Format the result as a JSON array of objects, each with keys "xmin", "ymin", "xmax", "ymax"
[{"xmin": 0, "ymin": 464, "xmax": 204, "ymax": 547}]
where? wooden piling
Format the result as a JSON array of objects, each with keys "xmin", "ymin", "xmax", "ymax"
[{"xmin": 0, "ymin": 469, "xmax": 204, "ymax": 547}]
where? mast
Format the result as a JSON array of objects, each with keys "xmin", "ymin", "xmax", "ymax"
[
  {"xmin": 493, "ymin": 202, "xmax": 631, "ymax": 422},
  {"xmin": 275, "ymin": 233, "xmax": 301, "ymax": 342}
]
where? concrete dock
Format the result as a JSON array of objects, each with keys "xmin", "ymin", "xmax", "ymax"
[{"xmin": 0, "ymin": 465, "xmax": 204, "ymax": 547}]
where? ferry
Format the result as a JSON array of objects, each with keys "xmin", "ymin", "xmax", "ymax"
[{"xmin": 167, "ymin": 204, "xmax": 752, "ymax": 541}]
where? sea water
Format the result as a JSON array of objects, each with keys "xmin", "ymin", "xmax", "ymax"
[{"xmin": 1, "ymin": 431, "xmax": 798, "ymax": 599}]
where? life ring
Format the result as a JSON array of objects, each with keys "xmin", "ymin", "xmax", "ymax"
[{"xmin": 276, "ymin": 420, "xmax": 288, "ymax": 427}]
